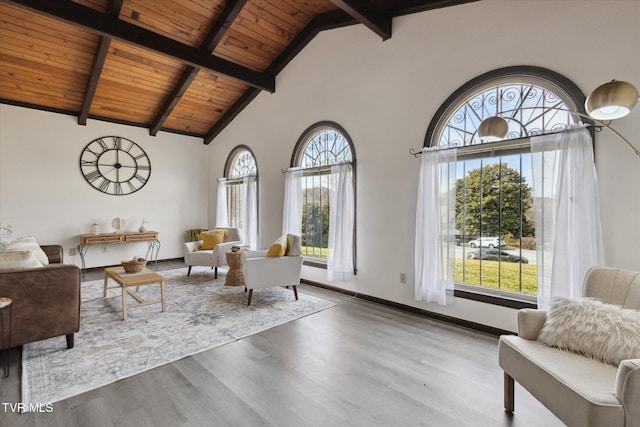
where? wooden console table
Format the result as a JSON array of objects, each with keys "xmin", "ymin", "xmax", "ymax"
[{"xmin": 78, "ymin": 231, "xmax": 160, "ymax": 270}]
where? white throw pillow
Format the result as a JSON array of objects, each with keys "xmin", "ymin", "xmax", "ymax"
[
  {"xmin": 0, "ymin": 251, "xmax": 44, "ymax": 271},
  {"xmin": 285, "ymin": 234, "xmax": 302, "ymax": 256},
  {"xmin": 3, "ymin": 236, "xmax": 49, "ymax": 265},
  {"xmin": 539, "ymin": 297, "xmax": 640, "ymax": 366}
]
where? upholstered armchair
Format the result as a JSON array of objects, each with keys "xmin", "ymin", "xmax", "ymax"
[
  {"xmin": 498, "ymin": 267, "xmax": 640, "ymax": 427},
  {"xmin": 242, "ymin": 234, "xmax": 303, "ymax": 305},
  {"xmin": 183, "ymin": 227, "xmax": 243, "ymax": 278}
]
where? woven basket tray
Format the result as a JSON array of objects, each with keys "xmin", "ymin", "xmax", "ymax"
[{"xmin": 121, "ymin": 258, "xmax": 147, "ymax": 273}]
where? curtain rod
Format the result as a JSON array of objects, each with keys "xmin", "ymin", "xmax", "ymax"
[
  {"xmin": 281, "ymin": 162, "xmax": 352, "ymax": 174},
  {"xmin": 217, "ymin": 175, "xmax": 256, "ymax": 183},
  {"xmin": 409, "ymin": 139, "xmax": 530, "ymax": 158},
  {"xmin": 409, "ymin": 127, "xmax": 589, "ymax": 158}
]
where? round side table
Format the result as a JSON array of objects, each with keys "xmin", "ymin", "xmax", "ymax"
[
  {"xmin": 225, "ymin": 250, "xmax": 245, "ymax": 286},
  {"xmin": 0, "ymin": 297, "xmax": 13, "ymax": 378}
]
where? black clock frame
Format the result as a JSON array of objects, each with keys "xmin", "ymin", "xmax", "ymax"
[{"xmin": 79, "ymin": 136, "xmax": 151, "ymax": 196}]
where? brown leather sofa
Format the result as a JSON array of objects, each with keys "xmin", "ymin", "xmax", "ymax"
[{"xmin": 0, "ymin": 245, "xmax": 80, "ymax": 349}]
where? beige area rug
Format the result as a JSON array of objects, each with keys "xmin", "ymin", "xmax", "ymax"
[{"xmin": 21, "ymin": 267, "xmax": 335, "ymax": 406}]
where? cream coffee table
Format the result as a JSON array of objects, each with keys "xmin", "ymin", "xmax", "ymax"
[{"xmin": 104, "ymin": 267, "xmax": 165, "ymax": 320}]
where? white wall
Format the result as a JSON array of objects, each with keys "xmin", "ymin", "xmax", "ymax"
[
  {"xmin": 207, "ymin": 0, "xmax": 640, "ymax": 332},
  {"xmin": 0, "ymin": 106, "xmax": 207, "ymax": 268}
]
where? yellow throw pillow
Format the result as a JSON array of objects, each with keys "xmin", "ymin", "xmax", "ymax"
[
  {"xmin": 200, "ymin": 228, "xmax": 228, "ymax": 240},
  {"xmin": 198, "ymin": 228, "xmax": 228, "ymax": 243},
  {"xmin": 198, "ymin": 230, "xmax": 226, "ymax": 251},
  {"xmin": 266, "ymin": 236, "xmax": 288, "ymax": 257}
]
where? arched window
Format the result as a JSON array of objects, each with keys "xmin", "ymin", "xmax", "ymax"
[
  {"xmin": 423, "ymin": 66, "xmax": 589, "ymax": 300},
  {"xmin": 294, "ymin": 125, "xmax": 354, "ymax": 168},
  {"xmin": 219, "ymin": 146, "xmax": 258, "ymax": 249},
  {"xmin": 426, "ymin": 68, "xmax": 586, "ymax": 147},
  {"xmin": 227, "ymin": 147, "xmax": 257, "ymax": 179},
  {"xmin": 291, "ymin": 122, "xmax": 355, "ymax": 267}
]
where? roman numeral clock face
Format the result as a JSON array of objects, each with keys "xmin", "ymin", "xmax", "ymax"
[{"xmin": 80, "ymin": 136, "xmax": 151, "ymax": 195}]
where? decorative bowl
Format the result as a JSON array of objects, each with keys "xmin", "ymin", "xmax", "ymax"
[{"xmin": 121, "ymin": 257, "xmax": 147, "ymax": 273}]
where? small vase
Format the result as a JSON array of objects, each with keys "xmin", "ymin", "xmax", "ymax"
[
  {"xmin": 90, "ymin": 223, "xmax": 101, "ymax": 235},
  {"xmin": 138, "ymin": 225, "xmax": 147, "ymax": 232}
]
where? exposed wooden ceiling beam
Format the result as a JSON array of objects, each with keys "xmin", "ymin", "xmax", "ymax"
[
  {"xmin": 330, "ymin": 0, "xmax": 391, "ymax": 40},
  {"xmin": 204, "ymin": 2, "xmax": 480, "ymax": 144},
  {"xmin": 150, "ymin": 0, "xmax": 247, "ymax": 136},
  {"xmin": 3, "ymin": 0, "xmax": 275, "ymax": 93},
  {"xmin": 204, "ymin": 88, "xmax": 261, "ymax": 144},
  {"xmin": 78, "ymin": 0, "xmax": 123, "ymax": 125},
  {"xmin": 267, "ymin": 10, "xmax": 358, "ymax": 76},
  {"xmin": 393, "ymin": 0, "xmax": 480, "ymax": 16},
  {"xmin": 149, "ymin": 69, "xmax": 199, "ymax": 137},
  {"xmin": 205, "ymin": 10, "xmax": 358, "ymax": 144},
  {"xmin": 201, "ymin": 0, "xmax": 247, "ymax": 52}
]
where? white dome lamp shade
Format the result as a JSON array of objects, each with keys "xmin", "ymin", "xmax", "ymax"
[
  {"xmin": 585, "ymin": 80, "xmax": 638, "ymax": 120},
  {"xmin": 477, "ymin": 116, "xmax": 509, "ymax": 142}
]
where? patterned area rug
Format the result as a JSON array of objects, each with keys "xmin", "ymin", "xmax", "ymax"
[{"xmin": 21, "ymin": 267, "xmax": 335, "ymax": 406}]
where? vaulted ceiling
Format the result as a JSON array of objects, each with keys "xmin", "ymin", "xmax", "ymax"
[{"xmin": 0, "ymin": 0, "xmax": 476, "ymax": 144}]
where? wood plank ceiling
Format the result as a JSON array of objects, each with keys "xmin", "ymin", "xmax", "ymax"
[{"xmin": 0, "ymin": 0, "xmax": 477, "ymax": 144}]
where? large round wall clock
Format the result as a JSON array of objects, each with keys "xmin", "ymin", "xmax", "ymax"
[{"xmin": 79, "ymin": 136, "xmax": 151, "ymax": 196}]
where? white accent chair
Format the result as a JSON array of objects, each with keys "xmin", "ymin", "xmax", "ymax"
[
  {"xmin": 242, "ymin": 234, "xmax": 303, "ymax": 306},
  {"xmin": 498, "ymin": 267, "xmax": 640, "ymax": 427},
  {"xmin": 183, "ymin": 228, "xmax": 243, "ymax": 279}
]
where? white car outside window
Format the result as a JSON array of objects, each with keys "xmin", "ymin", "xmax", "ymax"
[{"xmin": 468, "ymin": 237, "xmax": 505, "ymax": 248}]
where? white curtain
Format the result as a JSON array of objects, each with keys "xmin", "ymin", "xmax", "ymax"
[
  {"xmin": 415, "ymin": 147, "xmax": 457, "ymax": 305},
  {"xmin": 531, "ymin": 127, "xmax": 604, "ymax": 308},
  {"xmin": 328, "ymin": 164, "xmax": 354, "ymax": 282},
  {"xmin": 242, "ymin": 176, "xmax": 258, "ymax": 250},
  {"xmin": 216, "ymin": 180, "xmax": 229, "ymax": 228},
  {"xmin": 282, "ymin": 169, "xmax": 303, "ymax": 236}
]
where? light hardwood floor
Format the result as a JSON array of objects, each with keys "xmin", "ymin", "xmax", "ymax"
[{"xmin": 0, "ymin": 261, "xmax": 562, "ymax": 426}]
